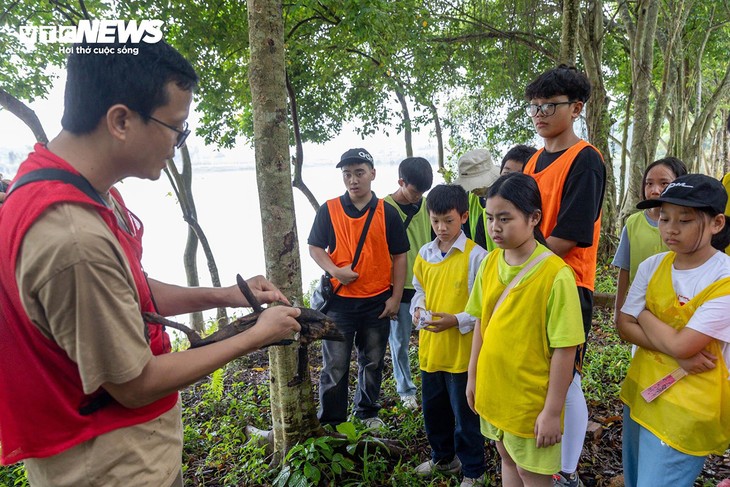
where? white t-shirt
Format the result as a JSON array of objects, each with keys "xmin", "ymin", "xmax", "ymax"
[{"xmin": 622, "ymin": 251, "xmax": 730, "ymax": 370}]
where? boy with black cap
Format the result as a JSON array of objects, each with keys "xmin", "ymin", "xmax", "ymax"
[{"xmin": 308, "ymin": 148, "xmax": 409, "ymax": 428}]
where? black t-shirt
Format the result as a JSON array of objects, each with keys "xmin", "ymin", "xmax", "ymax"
[{"xmin": 534, "ymin": 146, "xmax": 606, "ymax": 247}]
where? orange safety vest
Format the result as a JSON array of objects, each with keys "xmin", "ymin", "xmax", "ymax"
[
  {"xmin": 523, "ymin": 140, "xmax": 603, "ymax": 290},
  {"xmin": 326, "ymin": 197, "xmax": 392, "ymax": 298}
]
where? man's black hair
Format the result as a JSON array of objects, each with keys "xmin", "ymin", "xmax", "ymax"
[
  {"xmin": 62, "ymin": 37, "xmax": 198, "ymax": 134},
  {"xmin": 500, "ymin": 145, "xmax": 537, "ymax": 172},
  {"xmin": 525, "ymin": 64, "xmax": 591, "ymax": 103},
  {"xmin": 426, "ymin": 184, "xmax": 468, "ymax": 215},
  {"xmin": 399, "ymin": 157, "xmax": 433, "ymax": 193}
]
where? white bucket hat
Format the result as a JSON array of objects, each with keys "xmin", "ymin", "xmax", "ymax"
[{"xmin": 453, "ymin": 149, "xmax": 500, "ymax": 192}]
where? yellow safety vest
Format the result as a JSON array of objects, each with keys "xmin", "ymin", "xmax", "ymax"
[
  {"xmin": 620, "ymin": 252, "xmax": 730, "ymax": 456},
  {"xmin": 474, "ymin": 246, "xmax": 572, "ymax": 437},
  {"xmin": 413, "ymin": 239, "xmax": 475, "ymax": 373}
]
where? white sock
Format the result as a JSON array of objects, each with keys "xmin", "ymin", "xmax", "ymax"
[{"xmin": 561, "ymin": 373, "xmax": 588, "ymax": 473}]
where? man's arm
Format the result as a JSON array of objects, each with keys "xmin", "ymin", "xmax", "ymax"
[
  {"xmin": 103, "ymin": 305, "xmax": 301, "ymax": 408},
  {"xmin": 546, "ymin": 236, "xmax": 577, "ymax": 258},
  {"xmin": 379, "ymin": 252, "xmax": 406, "ymax": 319},
  {"xmin": 148, "ymin": 276, "xmax": 289, "ymax": 316},
  {"xmin": 308, "ymin": 245, "xmax": 359, "ymax": 285}
]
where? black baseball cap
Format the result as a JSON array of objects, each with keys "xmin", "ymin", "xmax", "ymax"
[
  {"xmin": 636, "ymin": 174, "xmax": 727, "ymax": 215},
  {"xmin": 336, "ymin": 148, "xmax": 374, "ymax": 168}
]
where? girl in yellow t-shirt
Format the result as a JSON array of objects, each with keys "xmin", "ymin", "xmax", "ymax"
[
  {"xmin": 465, "ymin": 172, "xmax": 585, "ymax": 486},
  {"xmin": 617, "ymin": 174, "xmax": 730, "ymax": 487}
]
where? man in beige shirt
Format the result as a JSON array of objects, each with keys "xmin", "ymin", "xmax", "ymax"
[{"xmin": 0, "ymin": 34, "xmax": 300, "ymax": 487}]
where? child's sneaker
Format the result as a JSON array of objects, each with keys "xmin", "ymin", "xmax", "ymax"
[
  {"xmin": 415, "ymin": 456, "xmax": 462, "ymax": 477},
  {"xmin": 400, "ymin": 394, "xmax": 418, "ymax": 410},
  {"xmin": 362, "ymin": 416, "xmax": 385, "ymax": 431},
  {"xmin": 460, "ymin": 473, "xmax": 485, "ymax": 486},
  {"xmin": 553, "ymin": 471, "xmax": 584, "ymax": 487}
]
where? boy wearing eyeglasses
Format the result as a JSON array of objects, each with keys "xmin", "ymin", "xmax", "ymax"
[{"xmin": 521, "ymin": 65, "xmax": 606, "ymax": 487}]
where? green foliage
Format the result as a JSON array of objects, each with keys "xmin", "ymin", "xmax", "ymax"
[
  {"xmin": 593, "ymin": 261, "xmax": 618, "ymax": 294},
  {"xmin": 0, "ymin": 462, "xmax": 28, "ymax": 487},
  {"xmin": 583, "ymin": 313, "xmax": 631, "ymax": 404},
  {"xmin": 182, "ymin": 370, "xmax": 275, "ymax": 484},
  {"xmin": 273, "ymin": 435, "xmax": 355, "ymax": 486}
]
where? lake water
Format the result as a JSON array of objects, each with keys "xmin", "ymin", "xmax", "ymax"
[{"xmin": 120, "ymin": 161, "xmax": 445, "ymax": 322}]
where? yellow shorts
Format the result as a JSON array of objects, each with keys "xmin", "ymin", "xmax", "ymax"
[{"xmin": 480, "ymin": 417, "xmax": 561, "ymax": 475}]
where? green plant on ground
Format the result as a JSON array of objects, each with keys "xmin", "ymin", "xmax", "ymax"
[
  {"xmin": 593, "ymin": 261, "xmax": 618, "ymax": 294},
  {"xmin": 273, "ymin": 435, "xmax": 355, "ymax": 486},
  {"xmin": 0, "ymin": 462, "xmax": 28, "ymax": 487}
]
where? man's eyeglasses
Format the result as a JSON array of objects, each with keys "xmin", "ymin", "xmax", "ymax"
[
  {"xmin": 147, "ymin": 116, "xmax": 190, "ymax": 149},
  {"xmin": 525, "ymin": 101, "xmax": 576, "ymax": 117}
]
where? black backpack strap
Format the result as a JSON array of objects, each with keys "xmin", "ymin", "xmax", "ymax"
[{"xmin": 7, "ymin": 168, "xmax": 107, "ymax": 207}]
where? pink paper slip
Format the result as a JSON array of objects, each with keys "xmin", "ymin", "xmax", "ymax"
[{"xmin": 640, "ymin": 368, "xmax": 688, "ymax": 403}]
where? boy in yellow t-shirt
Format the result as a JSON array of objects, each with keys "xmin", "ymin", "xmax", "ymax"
[{"xmin": 410, "ymin": 184, "xmax": 487, "ymax": 486}]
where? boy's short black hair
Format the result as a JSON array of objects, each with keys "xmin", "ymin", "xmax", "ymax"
[
  {"xmin": 426, "ymin": 184, "xmax": 468, "ymax": 215},
  {"xmin": 62, "ymin": 37, "xmax": 198, "ymax": 134},
  {"xmin": 399, "ymin": 157, "xmax": 433, "ymax": 193},
  {"xmin": 525, "ymin": 64, "xmax": 591, "ymax": 103},
  {"xmin": 500, "ymin": 145, "xmax": 537, "ymax": 172}
]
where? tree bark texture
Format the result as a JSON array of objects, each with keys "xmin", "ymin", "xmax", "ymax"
[
  {"xmin": 578, "ymin": 0, "xmax": 617, "ymax": 253},
  {"xmin": 619, "ymin": 0, "xmax": 660, "ymax": 220},
  {"xmin": 559, "ymin": 0, "xmax": 580, "ymax": 66},
  {"xmin": 247, "ymin": 0, "xmax": 321, "ymax": 459}
]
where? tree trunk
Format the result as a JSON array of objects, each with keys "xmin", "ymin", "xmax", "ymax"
[
  {"xmin": 579, "ymin": 0, "xmax": 617, "ymax": 253},
  {"xmin": 286, "ymin": 73, "xmax": 320, "ymax": 212},
  {"xmin": 619, "ymin": 0, "xmax": 660, "ymax": 219},
  {"xmin": 429, "ymin": 102, "xmax": 444, "ymax": 171},
  {"xmin": 164, "ymin": 146, "xmax": 227, "ymax": 329},
  {"xmin": 559, "ymin": 0, "xmax": 580, "ymax": 66},
  {"xmin": 0, "ymin": 87, "xmax": 48, "ymax": 143},
  {"xmin": 247, "ymin": 0, "xmax": 322, "ymax": 461},
  {"xmin": 395, "ymin": 88, "xmax": 413, "ymax": 157}
]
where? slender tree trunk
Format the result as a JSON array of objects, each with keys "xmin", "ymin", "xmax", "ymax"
[
  {"xmin": 395, "ymin": 88, "xmax": 413, "ymax": 157},
  {"xmin": 619, "ymin": 90, "xmax": 633, "ymax": 214},
  {"xmin": 164, "ymin": 146, "xmax": 227, "ymax": 329},
  {"xmin": 0, "ymin": 87, "xmax": 48, "ymax": 143},
  {"xmin": 286, "ymin": 73, "xmax": 320, "ymax": 212},
  {"xmin": 619, "ymin": 0, "xmax": 660, "ymax": 219},
  {"xmin": 247, "ymin": 0, "xmax": 321, "ymax": 461},
  {"xmin": 559, "ymin": 0, "xmax": 580, "ymax": 66},
  {"xmin": 429, "ymin": 102, "xmax": 444, "ymax": 171},
  {"xmin": 579, "ymin": 0, "xmax": 616, "ymax": 252}
]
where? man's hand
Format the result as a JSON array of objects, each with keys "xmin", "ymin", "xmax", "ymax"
[
  {"xmin": 378, "ymin": 296, "xmax": 400, "ymax": 319},
  {"xmin": 677, "ymin": 349, "xmax": 717, "ymax": 374},
  {"xmin": 332, "ymin": 265, "xmax": 359, "ymax": 285},
  {"xmin": 238, "ymin": 275, "xmax": 290, "ymax": 306},
  {"xmin": 421, "ymin": 312, "xmax": 458, "ymax": 333},
  {"xmin": 534, "ymin": 408, "xmax": 562, "ymax": 448},
  {"xmin": 247, "ymin": 306, "xmax": 302, "ymax": 347}
]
